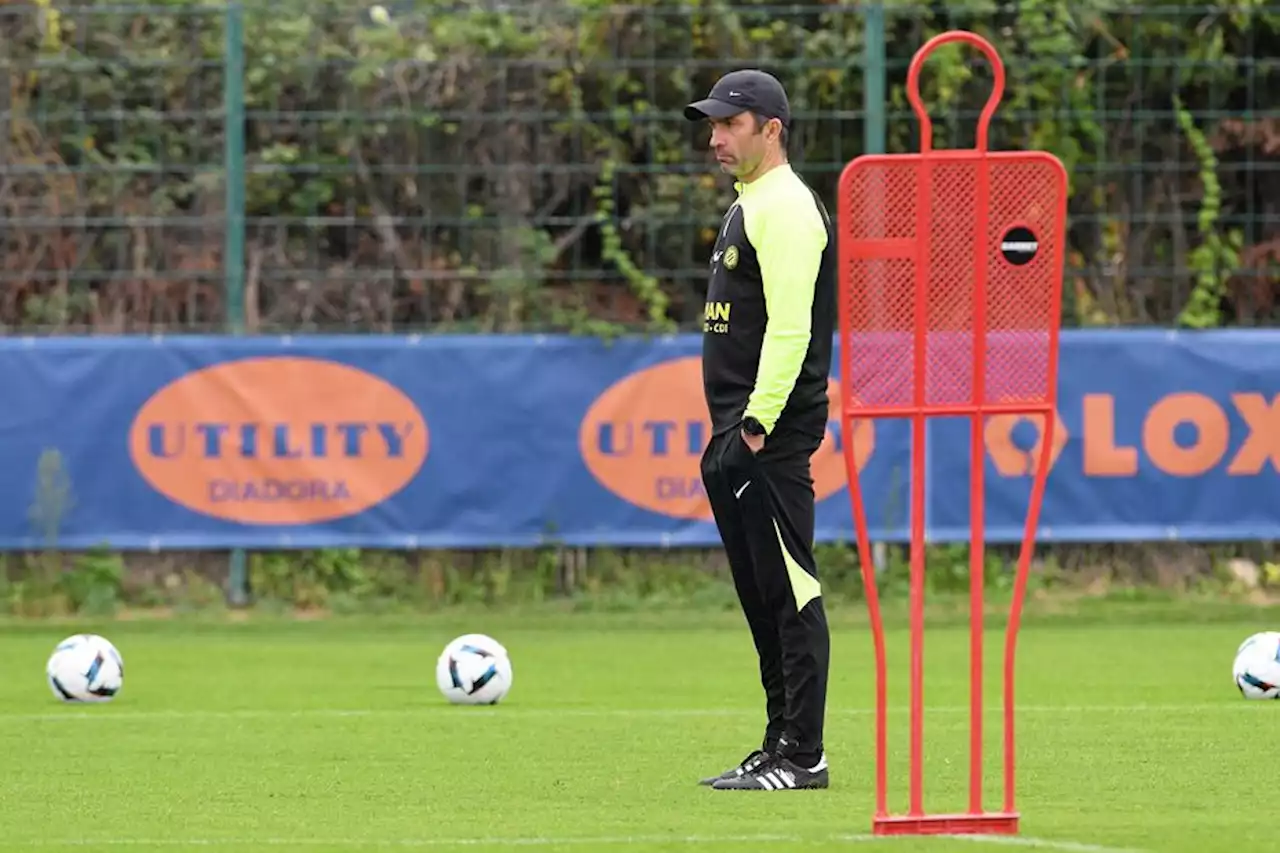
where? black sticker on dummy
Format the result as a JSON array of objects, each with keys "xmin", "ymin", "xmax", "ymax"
[{"xmin": 1000, "ymin": 226, "xmax": 1038, "ymax": 266}]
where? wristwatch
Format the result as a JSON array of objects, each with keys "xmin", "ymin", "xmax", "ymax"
[{"xmin": 741, "ymin": 416, "xmax": 766, "ymax": 437}]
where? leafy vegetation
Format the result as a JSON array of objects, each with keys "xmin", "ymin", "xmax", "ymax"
[
  {"xmin": 0, "ymin": 0, "xmax": 1275, "ymax": 334},
  {"xmin": 2, "ymin": 540, "xmax": 1277, "ymax": 616}
]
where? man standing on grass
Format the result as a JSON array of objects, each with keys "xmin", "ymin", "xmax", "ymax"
[{"xmin": 684, "ymin": 69, "xmax": 835, "ymax": 792}]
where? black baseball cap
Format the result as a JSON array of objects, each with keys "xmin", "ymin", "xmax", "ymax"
[{"xmin": 683, "ymin": 69, "xmax": 791, "ymax": 127}]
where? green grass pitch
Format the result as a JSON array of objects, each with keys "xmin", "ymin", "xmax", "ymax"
[{"xmin": 0, "ymin": 601, "xmax": 1273, "ymax": 852}]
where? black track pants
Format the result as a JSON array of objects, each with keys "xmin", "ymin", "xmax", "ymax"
[{"xmin": 700, "ymin": 425, "xmax": 831, "ymax": 761}]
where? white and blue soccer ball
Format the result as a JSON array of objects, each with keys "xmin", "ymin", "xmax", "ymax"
[
  {"xmin": 1233, "ymin": 632, "xmax": 1280, "ymax": 699},
  {"xmin": 46, "ymin": 634, "xmax": 124, "ymax": 703},
  {"xmin": 435, "ymin": 633, "xmax": 513, "ymax": 705}
]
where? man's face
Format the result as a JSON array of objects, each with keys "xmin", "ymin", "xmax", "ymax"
[{"xmin": 707, "ymin": 112, "xmax": 775, "ymax": 178}]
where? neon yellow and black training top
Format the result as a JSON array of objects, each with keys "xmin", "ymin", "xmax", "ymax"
[{"xmin": 701, "ymin": 162, "xmax": 836, "ymax": 438}]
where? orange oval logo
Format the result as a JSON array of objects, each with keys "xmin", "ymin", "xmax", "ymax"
[
  {"xmin": 129, "ymin": 357, "xmax": 428, "ymax": 525},
  {"xmin": 579, "ymin": 356, "xmax": 873, "ymax": 521}
]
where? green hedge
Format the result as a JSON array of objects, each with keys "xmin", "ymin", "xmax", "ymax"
[
  {"xmin": 2, "ymin": 541, "xmax": 1275, "ymax": 617},
  {"xmin": 3, "ymin": 0, "xmax": 1276, "ymax": 333}
]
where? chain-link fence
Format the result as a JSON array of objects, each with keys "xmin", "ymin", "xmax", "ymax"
[
  {"xmin": 2, "ymin": 1, "xmax": 1277, "ymax": 333},
  {"xmin": 1, "ymin": 3, "xmax": 227, "ymax": 330}
]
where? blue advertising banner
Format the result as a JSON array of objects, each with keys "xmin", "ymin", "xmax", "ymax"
[{"xmin": 1, "ymin": 330, "xmax": 1277, "ymax": 550}]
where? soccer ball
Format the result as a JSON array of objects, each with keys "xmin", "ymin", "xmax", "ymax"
[
  {"xmin": 435, "ymin": 633, "xmax": 513, "ymax": 705},
  {"xmin": 46, "ymin": 634, "xmax": 124, "ymax": 703},
  {"xmin": 1233, "ymin": 631, "xmax": 1280, "ymax": 699}
]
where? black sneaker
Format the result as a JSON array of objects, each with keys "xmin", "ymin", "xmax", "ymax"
[
  {"xmin": 697, "ymin": 748, "xmax": 772, "ymax": 786},
  {"xmin": 710, "ymin": 753, "xmax": 829, "ymax": 790}
]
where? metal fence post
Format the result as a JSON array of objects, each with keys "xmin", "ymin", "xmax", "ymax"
[
  {"xmin": 863, "ymin": 1, "xmax": 886, "ymax": 156},
  {"xmin": 224, "ymin": 2, "xmax": 249, "ymax": 607}
]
